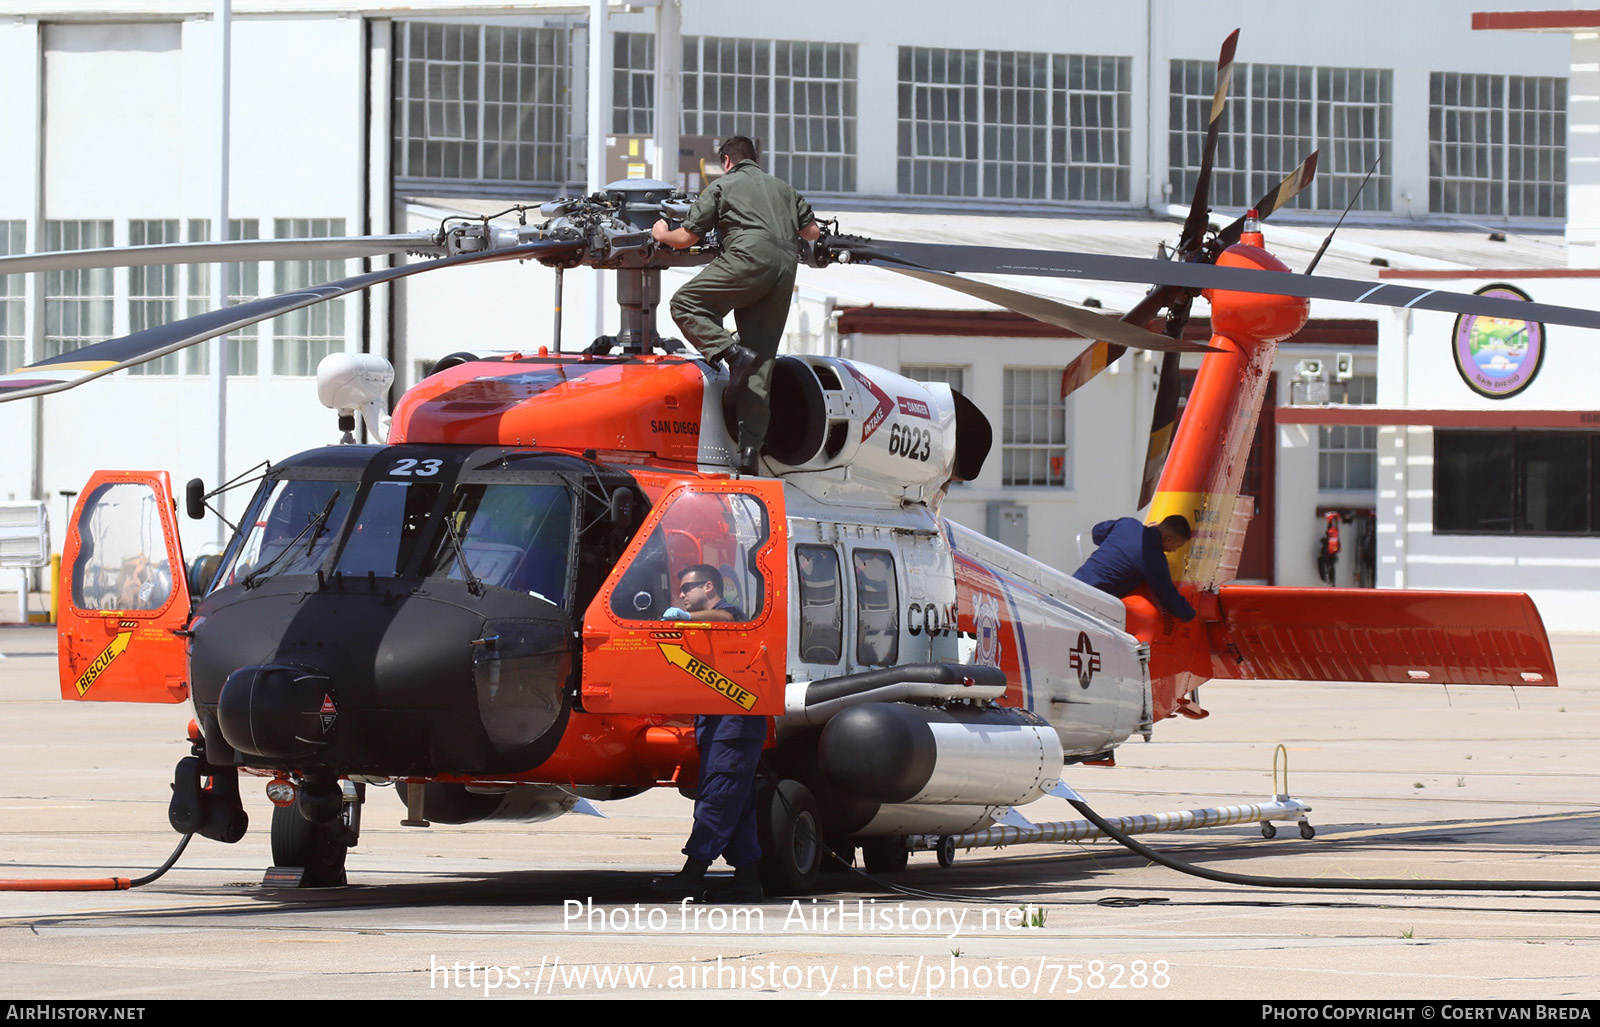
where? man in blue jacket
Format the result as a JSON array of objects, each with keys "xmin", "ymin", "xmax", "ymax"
[
  {"xmin": 1073, "ymin": 515, "xmax": 1197, "ymax": 621},
  {"xmin": 651, "ymin": 565, "xmax": 767, "ymax": 903}
]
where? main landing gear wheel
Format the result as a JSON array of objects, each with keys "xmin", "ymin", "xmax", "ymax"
[
  {"xmin": 271, "ymin": 782, "xmax": 362, "ymax": 887},
  {"xmin": 860, "ymin": 836, "xmax": 909, "ymax": 875},
  {"xmin": 757, "ymin": 779, "xmax": 821, "ymax": 895}
]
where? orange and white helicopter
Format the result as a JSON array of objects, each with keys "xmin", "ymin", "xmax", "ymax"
[{"xmin": 0, "ymin": 33, "xmax": 1578, "ymax": 892}]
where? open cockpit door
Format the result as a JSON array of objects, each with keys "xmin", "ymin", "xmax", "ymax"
[
  {"xmin": 58, "ymin": 471, "xmax": 191, "ymax": 703},
  {"xmin": 582, "ymin": 479, "xmax": 786, "ymax": 716}
]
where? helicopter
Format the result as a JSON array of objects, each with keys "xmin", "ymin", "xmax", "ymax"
[{"xmin": 0, "ymin": 32, "xmax": 1576, "ymax": 893}]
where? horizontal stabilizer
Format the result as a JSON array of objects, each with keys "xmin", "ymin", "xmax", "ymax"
[{"xmin": 1208, "ymin": 586, "xmax": 1557, "ymax": 686}]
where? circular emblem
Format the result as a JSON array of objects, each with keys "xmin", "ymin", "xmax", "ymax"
[
  {"xmin": 1452, "ymin": 284, "xmax": 1544, "ymax": 400},
  {"xmin": 973, "ymin": 593, "xmax": 1002, "ymax": 668}
]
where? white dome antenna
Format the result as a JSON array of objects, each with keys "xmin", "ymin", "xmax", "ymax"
[{"xmin": 317, "ymin": 352, "xmax": 394, "ymax": 444}]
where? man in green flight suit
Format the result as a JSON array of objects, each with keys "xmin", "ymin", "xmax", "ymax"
[{"xmin": 652, "ymin": 136, "xmax": 821, "ymax": 475}]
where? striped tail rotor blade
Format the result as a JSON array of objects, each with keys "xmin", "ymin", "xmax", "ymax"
[
  {"xmin": 1177, "ymin": 29, "xmax": 1241, "ymax": 254},
  {"xmin": 1138, "ymin": 351, "xmax": 1184, "ymax": 510},
  {"xmin": 1218, "ymin": 150, "xmax": 1320, "ymax": 247},
  {"xmin": 1059, "ymin": 341, "xmax": 1126, "ymax": 400}
]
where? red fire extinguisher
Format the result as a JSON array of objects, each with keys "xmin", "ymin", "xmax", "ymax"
[{"xmin": 1317, "ymin": 511, "xmax": 1341, "ymax": 585}]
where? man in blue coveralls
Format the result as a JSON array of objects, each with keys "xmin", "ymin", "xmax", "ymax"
[
  {"xmin": 650, "ymin": 564, "xmax": 768, "ymax": 903},
  {"xmin": 1073, "ymin": 515, "xmax": 1198, "ymax": 621}
]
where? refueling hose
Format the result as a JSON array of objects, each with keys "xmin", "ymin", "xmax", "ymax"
[
  {"xmin": 1067, "ymin": 797, "xmax": 1600, "ymax": 893},
  {"xmin": 0, "ymin": 832, "xmax": 193, "ymax": 892}
]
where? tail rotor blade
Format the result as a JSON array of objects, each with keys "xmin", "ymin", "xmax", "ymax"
[
  {"xmin": 1176, "ymin": 28, "xmax": 1240, "ymax": 254},
  {"xmin": 1060, "ymin": 341, "xmax": 1126, "ymax": 401},
  {"xmin": 1138, "ymin": 351, "xmax": 1184, "ymax": 510},
  {"xmin": 1217, "ymin": 150, "xmax": 1320, "ymax": 248}
]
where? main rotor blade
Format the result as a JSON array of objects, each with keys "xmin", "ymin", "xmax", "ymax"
[
  {"xmin": 880, "ymin": 264, "xmax": 1215, "ymax": 354},
  {"xmin": 1176, "ymin": 29, "xmax": 1240, "ymax": 255},
  {"xmin": 0, "ymin": 239, "xmax": 584, "ymax": 404},
  {"xmin": 849, "ymin": 240, "xmax": 1600, "ymax": 332},
  {"xmin": 0, "ymin": 234, "xmax": 445, "ymax": 276}
]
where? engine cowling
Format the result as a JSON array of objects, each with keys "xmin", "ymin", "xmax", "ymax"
[{"xmin": 765, "ymin": 356, "xmax": 990, "ymax": 504}]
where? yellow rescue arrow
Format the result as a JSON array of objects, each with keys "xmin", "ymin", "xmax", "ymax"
[
  {"xmin": 75, "ymin": 631, "xmax": 132, "ymax": 697},
  {"xmin": 657, "ymin": 643, "xmax": 758, "ymax": 711}
]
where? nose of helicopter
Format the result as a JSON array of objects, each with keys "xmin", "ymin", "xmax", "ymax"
[{"xmin": 188, "ymin": 584, "xmax": 572, "ymax": 776}]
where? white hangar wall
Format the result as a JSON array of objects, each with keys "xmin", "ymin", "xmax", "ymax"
[{"xmin": 0, "ymin": 0, "xmax": 1587, "ymax": 621}]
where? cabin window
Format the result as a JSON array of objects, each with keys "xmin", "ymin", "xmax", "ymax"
[
  {"xmin": 336, "ymin": 481, "xmax": 442, "ymax": 579},
  {"xmin": 853, "ymin": 548, "xmax": 898, "ymax": 666},
  {"xmin": 795, "ymin": 544, "xmax": 842, "ymax": 664}
]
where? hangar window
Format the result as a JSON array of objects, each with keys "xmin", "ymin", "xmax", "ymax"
[
  {"xmin": 43, "ymin": 220, "xmax": 114, "ymax": 359},
  {"xmin": 1429, "ymin": 73, "xmax": 1565, "ymax": 219},
  {"xmin": 1169, "ymin": 62, "xmax": 1391, "ymax": 213},
  {"xmin": 126, "ymin": 220, "xmax": 185, "ymax": 376},
  {"xmin": 610, "ymin": 34, "xmax": 858, "ymax": 195},
  {"xmin": 272, "ymin": 219, "xmax": 348, "ymax": 377},
  {"xmin": 176, "ymin": 219, "xmax": 261, "ymax": 377},
  {"xmin": 900, "ymin": 364, "xmax": 966, "ymax": 394},
  {"xmin": 1002, "ymin": 367, "xmax": 1071, "ymax": 488},
  {"xmin": 0, "ymin": 221, "xmax": 24, "ymax": 373},
  {"xmin": 1435, "ymin": 430, "xmax": 1600, "ymax": 536},
  {"xmin": 1318, "ymin": 375, "xmax": 1378, "ymax": 490},
  {"xmin": 897, "ymin": 47, "xmax": 1131, "ymax": 203},
  {"xmin": 393, "ymin": 21, "xmax": 573, "ymax": 189}
]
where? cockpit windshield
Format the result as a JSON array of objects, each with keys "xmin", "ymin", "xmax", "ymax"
[
  {"xmin": 335, "ymin": 480, "xmax": 442, "ymax": 578},
  {"xmin": 210, "ymin": 463, "xmax": 577, "ymax": 602},
  {"xmin": 212, "ymin": 478, "xmax": 356, "ymax": 590},
  {"xmin": 423, "ymin": 483, "xmax": 573, "ymax": 604}
]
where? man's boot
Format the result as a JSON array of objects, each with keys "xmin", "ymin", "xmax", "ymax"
[
  {"xmin": 649, "ymin": 858, "xmax": 709, "ymax": 901},
  {"xmin": 721, "ymin": 344, "xmax": 760, "ymax": 407},
  {"xmin": 704, "ymin": 865, "xmax": 763, "ymax": 903}
]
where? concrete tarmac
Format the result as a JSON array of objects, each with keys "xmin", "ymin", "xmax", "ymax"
[{"xmin": 1, "ymin": 622, "xmax": 1597, "ymax": 1001}]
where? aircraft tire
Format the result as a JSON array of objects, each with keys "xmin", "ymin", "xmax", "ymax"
[
  {"xmin": 757, "ymin": 779, "xmax": 821, "ymax": 895},
  {"xmin": 270, "ymin": 791, "xmax": 357, "ymax": 887},
  {"xmin": 860, "ymin": 836, "xmax": 909, "ymax": 874}
]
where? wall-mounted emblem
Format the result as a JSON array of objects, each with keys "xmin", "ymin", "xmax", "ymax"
[{"xmin": 1452, "ymin": 284, "xmax": 1544, "ymax": 400}]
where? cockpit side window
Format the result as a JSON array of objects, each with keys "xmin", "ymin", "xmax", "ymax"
[
  {"xmin": 70, "ymin": 482, "xmax": 175, "ymax": 612},
  {"xmin": 610, "ymin": 491, "xmax": 768, "ymax": 623}
]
